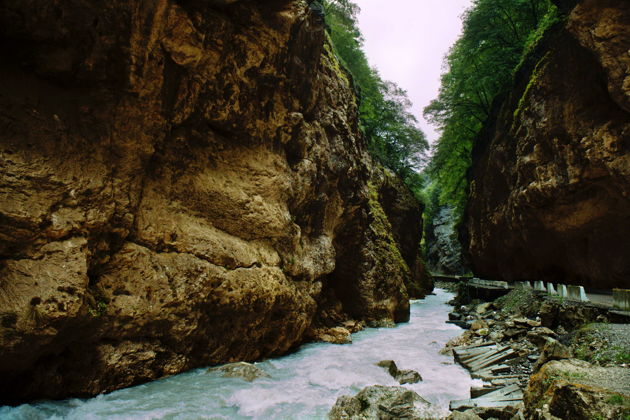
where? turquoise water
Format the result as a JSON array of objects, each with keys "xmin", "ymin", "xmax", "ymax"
[{"xmin": 0, "ymin": 289, "xmax": 476, "ymax": 419}]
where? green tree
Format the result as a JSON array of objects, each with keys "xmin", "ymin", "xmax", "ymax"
[
  {"xmin": 323, "ymin": 0, "xmax": 429, "ymax": 192},
  {"xmin": 424, "ymin": 0, "xmax": 557, "ymax": 213}
]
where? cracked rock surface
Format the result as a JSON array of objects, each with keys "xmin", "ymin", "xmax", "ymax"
[{"xmin": 0, "ymin": 0, "xmax": 429, "ymax": 403}]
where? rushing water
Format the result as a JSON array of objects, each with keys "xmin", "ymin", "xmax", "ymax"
[{"xmin": 1, "ymin": 289, "xmax": 478, "ymax": 420}]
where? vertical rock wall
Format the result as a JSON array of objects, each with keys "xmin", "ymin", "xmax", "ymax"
[
  {"xmin": 466, "ymin": 0, "xmax": 630, "ymax": 289},
  {"xmin": 0, "ymin": 0, "xmax": 429, "ymax": 403}
]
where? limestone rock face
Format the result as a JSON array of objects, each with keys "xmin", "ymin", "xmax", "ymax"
[
  {"xmin": 466, "ymin": 0, "xmax": 630, "ymax": 289},
  {"xmin": 426, "ymin": 206, "xmax": 466, "ymax": 275},
  {"xmin": 525, "ymin": 359, "xmax": 630, "ymax": 420},
  {"xmin": 329, "ymin": 385, "xmax": 431, "ymax": 420},
  {"xmin": 0, "ymin": 0, "xmax": 428, "ymax": 403}
]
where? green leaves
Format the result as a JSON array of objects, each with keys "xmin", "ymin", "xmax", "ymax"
[
  {"xmin": 424, "ymin": 0, "xmax": 556, "ymax": 214},
  {"xmin": 323, "ymin": 0, "xmax": 428, "ymax": 193}
]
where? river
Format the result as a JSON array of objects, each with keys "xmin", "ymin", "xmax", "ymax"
[{"xmin": 0, "ymin": 289, "xmax": 477, "ymax": 419}]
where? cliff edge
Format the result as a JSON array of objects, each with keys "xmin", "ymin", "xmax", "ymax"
[
  {"xmin": 0, "ymin": 0, "xmax": 429, "ymax": 403},
  {"xmin": 466, "ymin": 0, "xmax": 630, "ymax": 289}
]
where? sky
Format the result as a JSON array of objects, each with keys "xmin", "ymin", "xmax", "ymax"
[{"xmin": 354, "ymin": 0, "xmax": 472, "ymax": 144}]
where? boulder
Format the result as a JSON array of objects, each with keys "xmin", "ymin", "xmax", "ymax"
[
  {"xmin": 476, "ymin": 303, "xmax": 494, "ymax": 315},
  {"xmin": 475, "ymin": 328, "xmax": 489, "ymax": 337},
  {"xmin": 376, "ymin": 360, "xmax": 423, "ymax": 385},
  {"xmin": 470, "ymin": 320, "xmax": 488, "ymax": 331},
  {"xmin": 397, "ymin": 370, "xmax": 423, "ymax": 385},
  {"xmin": 525, "ymin": 359, "xmax": 630, "ymax": 420},
  {"xmin": 526, "ymin": 327, "xmax": 557, "ymax": 349},
  {"xmin": 449, "ymin": 312, "xmax": 463, "ymax": 321},
  {"xmin": 533, "ymin": 338, "xmax": 572, "ymax": 372},
  {"xmin": 208, "ymin": 362, "xmax": 270, "ymax": 382},
  {"xmin": 445, "ymin": 410, "xmax": 483, "ymax": 420},
  {"xmin": 329, "ymin": 385, "xmax": 431, "ymax": 420},
  {"xmin": 311, "ymin": 327, "xmax": 352, "ymax": 345}
]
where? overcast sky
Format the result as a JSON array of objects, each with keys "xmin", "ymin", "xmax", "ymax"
[{"xmin": 354, "ymin": 0, "xmax": 472, "ymax": 144}]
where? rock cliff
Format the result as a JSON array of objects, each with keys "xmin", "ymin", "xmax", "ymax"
[
  {"xmin": 426, "ymin": 206, "xmax": 466, "ymax": 275},
  {"xmin": 0, "ymin": 0, "xmax": 429, "ymax": 403},
  {"xmin": 466, "ymin": 0, "xmax": 630, "ymax": 289}
]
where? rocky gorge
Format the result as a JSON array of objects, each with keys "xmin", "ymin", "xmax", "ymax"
[
  {"xmin": 0, "ymin": 0, "xmax": 430, "ymax": 404},
  {"xmin": 441, "ymin": 285, "xmax": 630, "ymax": 420},
  {"xmin": 0, "ymin": 0, "xmax": 628, "ymax": 416},
  {"xmin": 465, "ymin": 0, "xmax": 630, "ymax": 290}
]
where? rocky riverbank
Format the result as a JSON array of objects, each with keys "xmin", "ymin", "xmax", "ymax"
[
  {"xmin": 443, "ymin": 286, "xmax": 630, "ymax": 419},
  {"xmin": 0, "ymin": 0, "xmax": 431, "ymax": 404},
  {"xmin": 323, "ymin": 284, "xmax": 630, "ymax": 419}
]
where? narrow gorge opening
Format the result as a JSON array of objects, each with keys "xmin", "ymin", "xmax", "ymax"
[{"xmin": 0, "ymin": 0, "xmax": 628, "ymax": 418}]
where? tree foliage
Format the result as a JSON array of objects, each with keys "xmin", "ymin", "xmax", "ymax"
[
  {"xmin": 322, "ymin": 0, "xmax": 428, "ymax": 190},
  {"xmin": 424, "ymin": 0, "xmax": 557, "ymax": 212}
]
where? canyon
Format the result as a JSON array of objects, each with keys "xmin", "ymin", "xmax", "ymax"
[
  {"xmin": 466, "ymin": 0, "xmax": 630, "ymax": 290},
  {"xmin": 0, "ymin": 0, "xmax": 628, "ymax": 414},
  {"xmin": 0, "ymin": 0, "xmax": 429, "ymax": 404}
]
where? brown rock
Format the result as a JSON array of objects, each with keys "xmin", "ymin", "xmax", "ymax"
[
  {"xmin": 525, "ymin": 359, "xmax": 630, "ymax": 420},
  {"xmin": 466, "ymin": 0, "xmax": 630, "ymax": 290},
  {"xmin": 209, "ymin": 362, "xmax": 270, "ymax": 382},
  {"xmin": 526, "ymin": 327, "xmax": 557, "ymax": 349},
  {"xmin": 533, "ymin": 338, "xmax": 572, "ymax": 372},
  {"xmin": 310, "ymin": 327, "xmax": 352, "ymax": 345},
  {"xmin": 470, "ymin": 320, "xmax": 489, "ymax": 331},
  {"xmin": 329, "ymin": 385, "xmax": 430, "ymax": 420},
  {"xmin": 0, "ymin": 0, "xmax": 428, "ymax": 404},
  {"xmin": 376, "ymin": 360, "xmax": 422, "ymax": 385}
]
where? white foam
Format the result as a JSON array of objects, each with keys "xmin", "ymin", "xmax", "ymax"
[{"xmin": 1, "ymin": 290, "xmax": 475, "ymax": 419}]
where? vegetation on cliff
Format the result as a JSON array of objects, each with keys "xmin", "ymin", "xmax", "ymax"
[
  {"xmin": 424, "ymin": 0, "xmax": 558, "ymax": 213},
  {"xmin": 322, "ymin": 0, "xmax": 428, "ymax": 191}
]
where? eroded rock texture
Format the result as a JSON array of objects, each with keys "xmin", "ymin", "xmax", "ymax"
[
  {"xmin": 426, "ymin": 206, "xmax": 466, "ymax": 275},
  {"xmin": 466, "ymin": 0, "xmax": 630, "ymax": 289},
  {"xmin": 0, "ymin": 0, "xmax": 429, "ymax": 403}
]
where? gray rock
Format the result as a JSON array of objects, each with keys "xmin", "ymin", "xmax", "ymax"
[
  {"xmin": 329, "ymin": 385, "xmax": 431, "ymax": 420},
  {"xmin": 426, "ymin": 206, "xmax": 467, "ymax": 274},
  {"xmin": 208, "ymin": 362, "xmax": 270, "ymax": 382},
  {"xmin": 377, "ymin": 360, "xmax": 399, "ymax": 378},
  {"xmin": 533, "ymin": 338, "xmax": 572, "ymax": 372},
  {"xmin": 397, "ymin": 369, "xmax": 422, "ymax": 385},
  {"xmin": 368, "ymin": 319, "xmax": 397, "ymax": 328},
  {"xmin": 376, "ymin": 360, "xmax": 423, "ymax": 384},
  {"xmin": 526, "ymin": 327, "xmax": 556, "ymax": 349},
  {"xmin": 449, "ymin": 312, "xmax": 463, "ymax": 321}
]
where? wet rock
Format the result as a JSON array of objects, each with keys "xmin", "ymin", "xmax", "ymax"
[
  {"xmin": 449, "ymin": 312, "xmax": 463, "ymax": 321},
  {"xmin": 376, "ymin": 360, "xmax": 423, "ymax": 384},
  {"xmin": 342, "ymin": 320, "xmax": 366, "ymax": 334},
  {"xmin": 368, "ymin": 319, "xmax": 397, "ymax": 328},
  {"xmin": 208, "ymin": 362, "xmax": 270, "ymax": 382},
  {"xmin": 397, "ymin": 369, "xmax": 423, "ymax": 385},
  {"xmin": 311, "ymin": 327, "xmax": 352, "ymax": 344},
  {"xmin": 329, "ymin": 385, "xmax": 430, "ymax": 420}
]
